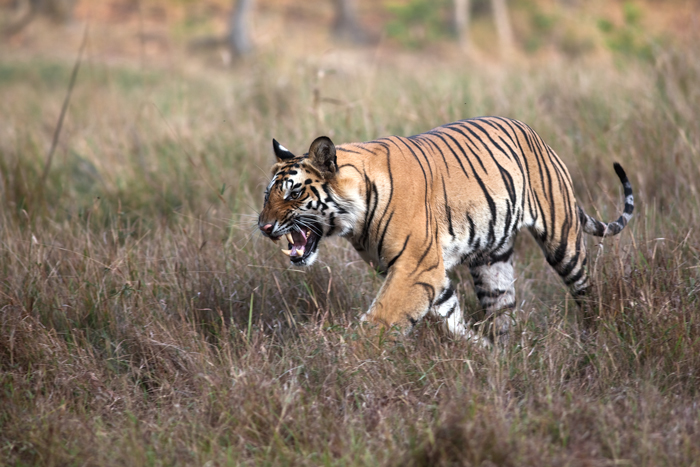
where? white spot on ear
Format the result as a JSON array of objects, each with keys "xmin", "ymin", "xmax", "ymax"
[{"xmin": 279, "ymin": 144, "xmax": 290, "ymax": 153}]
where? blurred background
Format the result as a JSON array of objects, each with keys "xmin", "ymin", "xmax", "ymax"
[{"xmin": 2, "ymin": 0, "xmax": 696, "ymax": 65}]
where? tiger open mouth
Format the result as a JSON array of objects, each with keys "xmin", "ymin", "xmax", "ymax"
[{"xmin": 276, "ymin": 225, "xmax": 321, "ymax": 265}]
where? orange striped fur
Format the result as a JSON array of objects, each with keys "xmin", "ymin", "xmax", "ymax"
[{"xmin": 258, "ymin": 117, "xmax": 634, "ymax": 340}]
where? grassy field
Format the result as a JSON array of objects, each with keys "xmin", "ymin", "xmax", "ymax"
[{"xmin": 1, "ymin": 37, "xmax": 700, "ymax": 465}]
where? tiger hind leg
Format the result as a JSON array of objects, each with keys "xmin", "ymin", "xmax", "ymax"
[
  {"xmin": 533, "ymin": 228, "xmax": 597, "ymax": 327},
  {"xmin": 468, "ymin": 240, "xmax": 517, "ymax": 342},
  {"xmin": 533, "ymin": 228, "xmax": 591, "ymax": 303}
]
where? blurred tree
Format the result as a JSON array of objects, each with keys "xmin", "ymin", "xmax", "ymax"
[
  {"xmin": 332, "ymin": 0, "xmax": 369, "ymax": 44},
  {"xmin": 228, "ymin": 0, "xmax": 255, "ymax": 56},
  {"xmin": 453, "ymin": 0, "xmax": 471, "ymax": 51},
  {"xmin": 4, "ymin": 0, "xmax": 75, "ymax": 37},
  {"xmin": 386, "ymin": 0, "xmax": 451, "ymax": 49},
  {"xmin": 491, "ymin": 0, "xmax": 514, "ymax": 57},
  {"xmin": 453, "ymin": 0, "xmax": 514, "ymax": 57}
]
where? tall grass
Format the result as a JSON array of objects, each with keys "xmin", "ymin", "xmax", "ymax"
[{"xmin": 1, "ymin": 44, "xmax": 699, "ymax": 465}]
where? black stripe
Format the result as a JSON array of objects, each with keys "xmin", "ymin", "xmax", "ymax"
[
  {"xmin": 410, "ymin": 235, "xmax": 434, "ymax": 276},
  {"xmin": 444, "ymin": 304, "xmax": 457, "ymax": 319},
  {"xmin": 416, "ymin": 134, "xmax": 451, "ymax": 176},
  {"xmin": 309, "ymin": 185, "xmax": 321, "ymax": 200},
  {"xmin": 386, "ymin": 235, "xmax": 410, "ymax": 270},
  {"xmin": 545, "ymin": 145, "xmax": 574, "ymax": 245},
  {"xmin": 327, "ymin": 213, "xmax": 336, "ymax": 236},
  {"xmin": 520, "ymin": 124, "xmax": 551, "ymax": 235},
  {"xmin": 427, "ymin": 130, "xmax": 470, "ymax": 179},
  {"xmin": 372, "ymin": 140, "xmax": 391, "ymax": 152},
  {"xmin": 546, "ymin": 241, "xmax": 568, "ymax": 267},
  {"xmin": 466, "ymin": 212, "xmax": 476, "ymax": 246},
  {"xmin": 558, "ymin": 247, "xmax": 581, "ymax": 278},
  {"xmin": 321, "ymin": 183, "xmax": 347, "ymax": 214},
  {"xmin": 501, "ymin": 201, "xmax": 513, "ymax": 243},
  {"xmin": 403, "ymin": 136, "xmax": 434, "ymax": 179},
  {"xmin": 336, "ymin": 146, "xmax": 362, "ymax": 154},
  {"xmin": 564, "ymin": 267, "xmax": 585, "ymax": 286},
  {"xmin": 393, "ymin": 137, "xmax": 430, "ymax": 240},
  {"xmin": 439, "ymin": 129, "xmax": 498, "ymax": 242},
  {"xmin": 374, "ymin": 144, "xmax": 395, "ymax": 248},
  {"xmin": 460, "ymin": 121, "xmax": 522, "ymax": 205},
  {"xmin": 442, "ymin": 176, "xmax": 455, "ymax": 238},
  {"xmin": 476, "ymin": 288, "xmax": 507, "ymax": 300},
  {"xmin": 490, "ymin": 247, "xmax": 513, "ymax": 264},
  {"xmin": 434, "ymin": 286, "xmax": 455, "ymax": 308},
  {"xmin": 377, "ymin": 211, "xmax": 395, "ymax": 261},
  {"xmin": 443, "ymin": 123, "xmax": 490, "ymax": 173},
  {"xmin": 415, "ymin": 282, "xmax": 436, "ymax": 304},
  {"xmin": 360, "ymin": 179, "xmax": 379, "ymax": 247},
  {"xmin": 494, "ymin": 117, "xmax": 538, "ymax": 223},
  {"xmin": 337, "ymin": 162, "xmax": 364, "ymax": 177}
]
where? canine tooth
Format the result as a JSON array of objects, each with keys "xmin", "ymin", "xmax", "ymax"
[
  {"xmin": 296, "ymin": 246, "xmax": 305, "ymax": 256},
  {"xmin": 281, "ymin": 249, "xmax": 292, "ymax": 256},
  {"xmin": 285, "ymin": 233, "xmax": 294, "ymax": 244}
]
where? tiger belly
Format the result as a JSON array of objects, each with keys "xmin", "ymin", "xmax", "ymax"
[{"xmin": 441, "ymin": 197, "xmax": 527, "ymax": 272}]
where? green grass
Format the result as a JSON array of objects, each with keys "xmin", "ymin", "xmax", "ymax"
[{"xmin": 1, "ymin": 44, "xmax": 699, "ymax": 466}]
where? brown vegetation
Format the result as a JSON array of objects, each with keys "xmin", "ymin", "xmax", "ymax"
[{"xmin": 1, "ymin": 2, "xmax": 699, "ymax": 465}]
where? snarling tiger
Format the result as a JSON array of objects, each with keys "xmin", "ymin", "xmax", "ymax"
[{"xmin": 258, "ymin": 117, "xmax": 634, "ymax": 340}]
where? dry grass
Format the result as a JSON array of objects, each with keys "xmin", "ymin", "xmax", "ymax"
[{"xmin": 1, "ymin": 38, "xmax": 700, "ymax": 466}]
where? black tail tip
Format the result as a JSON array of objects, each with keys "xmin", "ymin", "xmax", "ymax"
[{"xmin": 613, "ymin": 162, "xmax": 628, "ymax": 183}]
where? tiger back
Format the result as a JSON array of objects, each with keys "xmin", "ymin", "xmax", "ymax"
[{"xmin": 258, "ymin": 116, "xmax": 634, "ymax": 341}]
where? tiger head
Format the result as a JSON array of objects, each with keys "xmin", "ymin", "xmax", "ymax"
[{"xmin": 258, "ymin": 136, "xmax": 354, "ymax": 266}]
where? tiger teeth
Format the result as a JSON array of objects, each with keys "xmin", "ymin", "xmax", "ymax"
[
  {"xmin": 281, "ymin": 249, "xmax": 292, "ymax": 256},
  {"xmin": 285, "ymin": 233, "xmax": 294, "ymax": 244},
  {"xmin": 295, "ymin": 246, "xmax": 304, "ymax": 256}
]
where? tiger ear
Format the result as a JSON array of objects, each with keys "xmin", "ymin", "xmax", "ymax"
[
  {"xmin": 308, "ymin": 136, "xmax": 337, "ymax": 178},
  {"xmin": 273, "ymin": 139, "xmax": 296, "ymax": 162}
]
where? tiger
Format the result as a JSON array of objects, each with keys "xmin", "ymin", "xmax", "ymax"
[{"xmin": 257, "ymin": 116, "xmax": 634, "ymax": 341}]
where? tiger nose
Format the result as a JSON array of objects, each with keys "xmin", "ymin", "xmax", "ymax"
[{"xmin": 260, "ymin": 223, "xmax": 274, "ymax": 236}]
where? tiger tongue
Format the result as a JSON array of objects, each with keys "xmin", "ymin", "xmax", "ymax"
[
  {"xmin": 291, "ymin": 229, "xmax": 307, "ymax": 247},
  {"xmin": 285, "ymin": 230, "xmax": 308, "ymax": 257}
]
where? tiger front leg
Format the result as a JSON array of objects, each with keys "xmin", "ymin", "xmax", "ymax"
[
  {"xmin": 429, "ymin": 282, "xmax": 486, "ymax": 343},
  {"xmin": 360, "ymin": 263, "xmax": 447, "ymax": 334},
  {"xmin": 360, "ymin": 264, "xmax": 482, "ymax": 341},
  {"xmin": 430, "ymin": 284, "xmax": 464, "ymax": 335}
]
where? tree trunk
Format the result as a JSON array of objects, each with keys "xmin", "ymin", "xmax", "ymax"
[
  {"xmin": 4, "ymin": 0, "xmax": 75, "ymax": 37},
  {"xmin": 491, "ymin": 0, "xmax": 514, "ymax": 58},
  {"xmin": 332, "ymin": 0, "xmax": 368, "ymax": 44},
  {"xmin": 228, "ymin": 0, "xmax": 255, "ymax": 56},
  {"xmin": 38, "ymin": 0, "xmax": 76, "ymax": 22},
  {"xmin": 453, "ymin": 0, "xmax": 471, "ymax": 52}
]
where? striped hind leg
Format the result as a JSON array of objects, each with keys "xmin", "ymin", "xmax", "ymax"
[
  {"xmin": 468, "ymin": 239, "xmax": 517, "ymax": 341},
  {"xmin": 535, "ymin": 228, "xmax": 591, "ymax": 304},
  {"xmin": 539, "ymin": 230, "xmax": 598, "ymax": 329}
]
